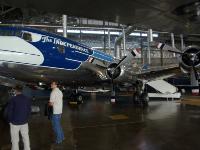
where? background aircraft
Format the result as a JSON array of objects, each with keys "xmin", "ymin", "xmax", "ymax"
[{"xmin": 156, "ymin": 42, "xmax": 200, "ymax": 94}]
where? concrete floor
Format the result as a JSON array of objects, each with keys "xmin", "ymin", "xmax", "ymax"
[{"xmin": 1, "ymin": 95, "xmax": 200, "ymax": 150}]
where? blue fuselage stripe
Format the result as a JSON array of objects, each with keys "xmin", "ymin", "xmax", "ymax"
[{"xmin": 92, "ymin": 50, "xmax": 113, "ymax": 62}]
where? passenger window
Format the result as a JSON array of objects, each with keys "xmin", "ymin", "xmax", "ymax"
[
  {"xmin": 22, "ymin": 32, "xmax": 32, "ymax": 42},
  {"xmin": 57, "ymin": 45, "xmax": 65, "ymax": 53}
]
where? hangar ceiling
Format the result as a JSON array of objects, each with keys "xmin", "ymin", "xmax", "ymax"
[{"xmin": 0, "ymin": 0, "xmax": 200, "ymax": 34}]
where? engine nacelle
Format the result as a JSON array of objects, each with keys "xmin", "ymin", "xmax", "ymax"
[
  {"xmin": 106, "ymin": 63, "xmax": 121, "ymax": 79},
  {"xmin": 180, "ymin": 45, "xmax": 200, "ymax": 72}
]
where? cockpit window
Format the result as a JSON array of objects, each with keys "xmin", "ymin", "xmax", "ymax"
[
  {"xmin": 0, "ymin": 30, "xmax": 14, "ymax": 36},
  {"xmin": 22, "ymin": 32, "xmax": 32, "ymax": 42},
  {"xmin": 57, "ymin": 45, "xmax": 65, "ymax": 53},
  {"xmin": 0, "ymin": 29, "xmax": 22, "ymax": 37}
]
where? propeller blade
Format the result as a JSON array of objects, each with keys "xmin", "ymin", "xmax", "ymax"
[
  {"xmin": 157, "ymin": 43, "xmax": 183, "ymax": 54},
  {"xmin": 168, "ymin": 49, "xmax": 183, "ymax": 54},
  {"xmin": 114, "ymin": 56, "xmax": 127, "ymax": 70},
  {"xmin": 195, "ymin": 50, "xmax": 200, "ymax": 56},
  {"xmin": 113, "ymin": 49, "xmax": 137, "ymax": 72},
  {"xmin": 110, "ymin": 78, "xmax": 116, "ymax": 102}
]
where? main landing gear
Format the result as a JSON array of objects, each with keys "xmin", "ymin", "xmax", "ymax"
[
  {"xmin": 133, "ymin": 92, "xmax": 149, "ymax": 106},
  {"xmin": 132, "ymin": 81, "xmax": 149, "ymax": 107},
  {"xmin": 68, "ymin": 90, "xmax": 83, "ymax": 105}
]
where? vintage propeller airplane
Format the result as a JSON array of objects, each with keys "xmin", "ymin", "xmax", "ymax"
[{"xmin": 0, "ymin": 25, "xmax": 183, "ymax": 105}]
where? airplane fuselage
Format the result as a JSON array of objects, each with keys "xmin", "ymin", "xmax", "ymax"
[{"xmin": 0, "ymin": 26, "xmax": 114, "ymax": 86}]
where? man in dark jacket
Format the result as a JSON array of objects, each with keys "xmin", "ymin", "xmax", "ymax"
[{"xmin": 6, "ymin": 85, "xmax": 31, "ymax": 150}]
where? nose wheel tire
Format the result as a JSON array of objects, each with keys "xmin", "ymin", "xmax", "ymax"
[{"xmin": 133, "ymin": 93, "xmax": 149, "ymax": 106}]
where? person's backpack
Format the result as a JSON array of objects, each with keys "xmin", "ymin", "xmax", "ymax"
[{"xmin": 44, "ymin": 103, "xmax": 53, "ymax": 120}]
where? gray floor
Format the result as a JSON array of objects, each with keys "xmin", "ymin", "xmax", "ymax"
[{"xmin": 1, "ymin": 95, "xmax": 200, "ymax": 150}]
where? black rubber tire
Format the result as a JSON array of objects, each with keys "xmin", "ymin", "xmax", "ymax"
[
  {"xmin": 133, "ymin": 94, "xmax": 140, "ymax": 105},
  {"xmin": 76, "ymin": 94, "xmax": 83, "ymax": 104},
  {"xmin": 141, "ymin": 93, "xmax": 149, "ymax": 106}
]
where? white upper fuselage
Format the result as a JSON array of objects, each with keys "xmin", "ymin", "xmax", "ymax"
[{"xmin": 0, "ymin": 36, "xmax": 44, "ymax": 65}]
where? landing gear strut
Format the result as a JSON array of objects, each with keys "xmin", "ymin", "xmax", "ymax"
[
  {"xmin": 69, "ymin": 90, "xmax": 83, "ymax": 104},
  {"xmin": 133, "ymin": 92, "xmax": 149, "ymax": 106},
  {"xmin": 110, "ymin": 79, "xmax": 116, "ymax": 103},
  {"xmin": 133, "ymin": 81, "xmax": 149, "ymax": 106}
]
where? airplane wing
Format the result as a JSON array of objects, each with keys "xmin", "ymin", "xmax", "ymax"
[
  {"xmin": 136, "ymin": 64, "xmax": 181, "ymax": 81},
  {"xmin": 0, "ymin": 61, "xmax": 181, "ymax": 87},
  {"xmin": 0, "ymin": 75, "xmax": 24, "ymax": 87}
]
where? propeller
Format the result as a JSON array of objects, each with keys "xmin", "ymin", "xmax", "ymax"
[
  {"xmin": 156, "ymin": 42, "xmax": 200, "ymax": 81},
  {"xmin": 107, "ymin": 49, "xmax": 137, "ymax": 80},
  {"xmin": 106, "ymin": 49, "xmax": 138, "ymax": 102}
]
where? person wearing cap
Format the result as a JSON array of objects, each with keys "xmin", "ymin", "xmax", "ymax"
[
  {"xmin": 49, "ymin": 81, "xmax": 64, "ymax": 144},
  {"xmin": 6, "ymin": 85, "xmax": 31, "ymax": 150}
]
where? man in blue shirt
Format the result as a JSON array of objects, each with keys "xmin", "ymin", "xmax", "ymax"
[{"xmin": 6, "ymin": 85, "xmax": 31, "ymax": 150}]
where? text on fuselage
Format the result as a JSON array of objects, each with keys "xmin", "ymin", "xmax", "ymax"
[{"xmin": 41, "ymin": 36, "xmax": 90, "ymax": 54}]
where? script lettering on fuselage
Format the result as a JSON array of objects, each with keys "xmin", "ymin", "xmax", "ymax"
[{"xmin": 41, "ymin": 36, "xmax": 90, "ymax": 54}]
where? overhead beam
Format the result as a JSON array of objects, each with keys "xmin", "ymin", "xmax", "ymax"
[{"xmin": 0, "ymin": 7, "xmax": 16, "ymax": 16}]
